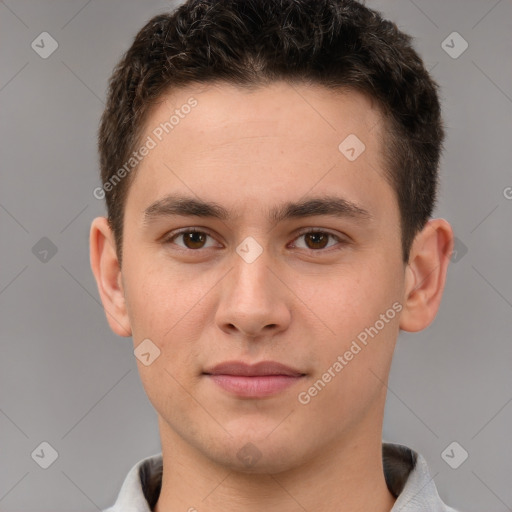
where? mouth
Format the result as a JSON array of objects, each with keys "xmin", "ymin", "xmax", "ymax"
[{"xmin": 203, "ymin": 360, "xmax": 307, "ymax": 398}]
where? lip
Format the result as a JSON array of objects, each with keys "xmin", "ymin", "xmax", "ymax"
[
  {"xmin": 203, "ymin": 361, "xmax": 306, "ymax": 398},
  {"xmin": 204, "ymin": 360, "xmax": 305, "ymax": 377}
]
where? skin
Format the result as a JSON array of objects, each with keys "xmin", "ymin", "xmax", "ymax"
[{"xmin": 90, "ymin": 81, "xmax": 453, "ymax": 512}]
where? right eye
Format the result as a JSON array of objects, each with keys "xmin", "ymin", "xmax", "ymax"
[{"xmin": 162, "ymin": 228, "xmax": 221, "ymax": 250}]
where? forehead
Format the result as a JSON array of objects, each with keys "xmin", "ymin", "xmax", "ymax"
[
  {"xmin": 124, "ymin": 81, "xmax": 395, "ymax": 226},
  {"xmin": 145, "ymin": 81, "xmax": 383, "ymax": 147}
]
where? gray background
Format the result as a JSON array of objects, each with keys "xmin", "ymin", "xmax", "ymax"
[{"xmin": 1, "ymin": 0, "xmax": 511, "ymax": 510}]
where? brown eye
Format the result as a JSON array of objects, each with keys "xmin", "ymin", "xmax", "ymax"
[
  {"xmin": 165, "ymin": 229, "xmax": 218, "ymax": 250},
  {"xmin": 304, "ymin": 232, "xmax": 330, "ymax": 250},
  {"xmin": 182, "ymin": 231, "xmax": 207, "ymax": 249},
  {"xmin": 292, "ymin": 230, "xmax": 342, "ymax": 251}
]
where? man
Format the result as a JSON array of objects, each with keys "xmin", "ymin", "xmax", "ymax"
[{"xmin": 90, "ymin": 0, "xmax": 458, "ymax": 510}]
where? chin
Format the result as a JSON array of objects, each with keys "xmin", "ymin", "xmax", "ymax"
[{"xmin": 207, "ymin": 435, "xmax": 307, "ymax": 475}]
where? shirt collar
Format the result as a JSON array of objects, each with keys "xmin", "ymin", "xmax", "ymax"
[{"xmin": 103, "ymin": 443, "xmax": 457, "ymax": 512}]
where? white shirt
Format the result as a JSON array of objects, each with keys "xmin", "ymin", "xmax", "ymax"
[{"xmin": 103, "ymin": 443, "xmax": 459, "ymax": 511}]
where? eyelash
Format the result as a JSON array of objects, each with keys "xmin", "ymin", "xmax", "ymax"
[{"xmin": 162, "ymin": 227, "xmax": 348, "ymax": 253}]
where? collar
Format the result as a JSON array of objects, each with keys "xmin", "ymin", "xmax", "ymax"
[{"xmin": 103, "ymin": 443, "xmax": 457, "ymax": 512}]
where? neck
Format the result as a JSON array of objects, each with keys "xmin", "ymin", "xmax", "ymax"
[{"xmin": 154, "ymin": 417, "xmax": 395, "ymax": 512}]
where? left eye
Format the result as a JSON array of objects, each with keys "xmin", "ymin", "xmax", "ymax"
[{"xmin": 291, "ymin": 231, "xmax": 342, "ymax": 251}]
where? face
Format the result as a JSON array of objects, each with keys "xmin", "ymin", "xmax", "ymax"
[{"xmin": 114, "ymin": 82, "xmax": 408, "ymax": 472}]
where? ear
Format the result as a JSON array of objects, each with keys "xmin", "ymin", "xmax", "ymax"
[
  {"xmin": 89, "ymin": 217, "xmax": 132, "ymax": 337},
  {"xmin": 399, "ymin": 218, "xmax": 454, "ymax": 332}
]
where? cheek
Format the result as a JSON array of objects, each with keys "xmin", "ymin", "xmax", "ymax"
[
  {"xmin": 293, "ymin": 256, "xmax": 403, "ymax": 397},
  {"xmin": 294, "ymin": 259, "xmax": 402, "ymax": 336},
  {"xmin": 123, "ymin": 259, "xmax": 214, "ymax": 382},
  {"xmin": 296, "ymin": 304, "xmax": 398, "ymax": 434},
  {"xmin": 122, "ymin": 256, "xmax": 207, "ymax": 340}
]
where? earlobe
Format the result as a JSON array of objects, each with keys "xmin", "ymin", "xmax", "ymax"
[
  {"xmin": 89, "ymin": 217, "xmax": 132, "ymax": 337},
  {"xmin": 399, "ymin": 218, "xmax": 454, "ymax": 332}
]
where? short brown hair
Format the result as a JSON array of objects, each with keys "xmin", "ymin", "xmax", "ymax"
[{"xmin": 98, "ymin": 0, "xmax": 444, "ymax": 266}]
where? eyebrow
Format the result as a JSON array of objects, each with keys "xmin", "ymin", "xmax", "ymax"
[{"xmin": 143, "ymin": 193, "xmax": 373, "ymax": 225}]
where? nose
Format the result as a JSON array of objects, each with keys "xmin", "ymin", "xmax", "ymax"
[{"xmin": 214, "ymin": 248, "xmax": 291, "ymax": 340}]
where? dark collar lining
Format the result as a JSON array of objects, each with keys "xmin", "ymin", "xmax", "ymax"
[
  {"xmin": 139, "ymin": 456, "xmax": 162, "ymax": 510},
  {"xmin": 382, "ymin": 443, "xmax": 418, "ymax": 497}
]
